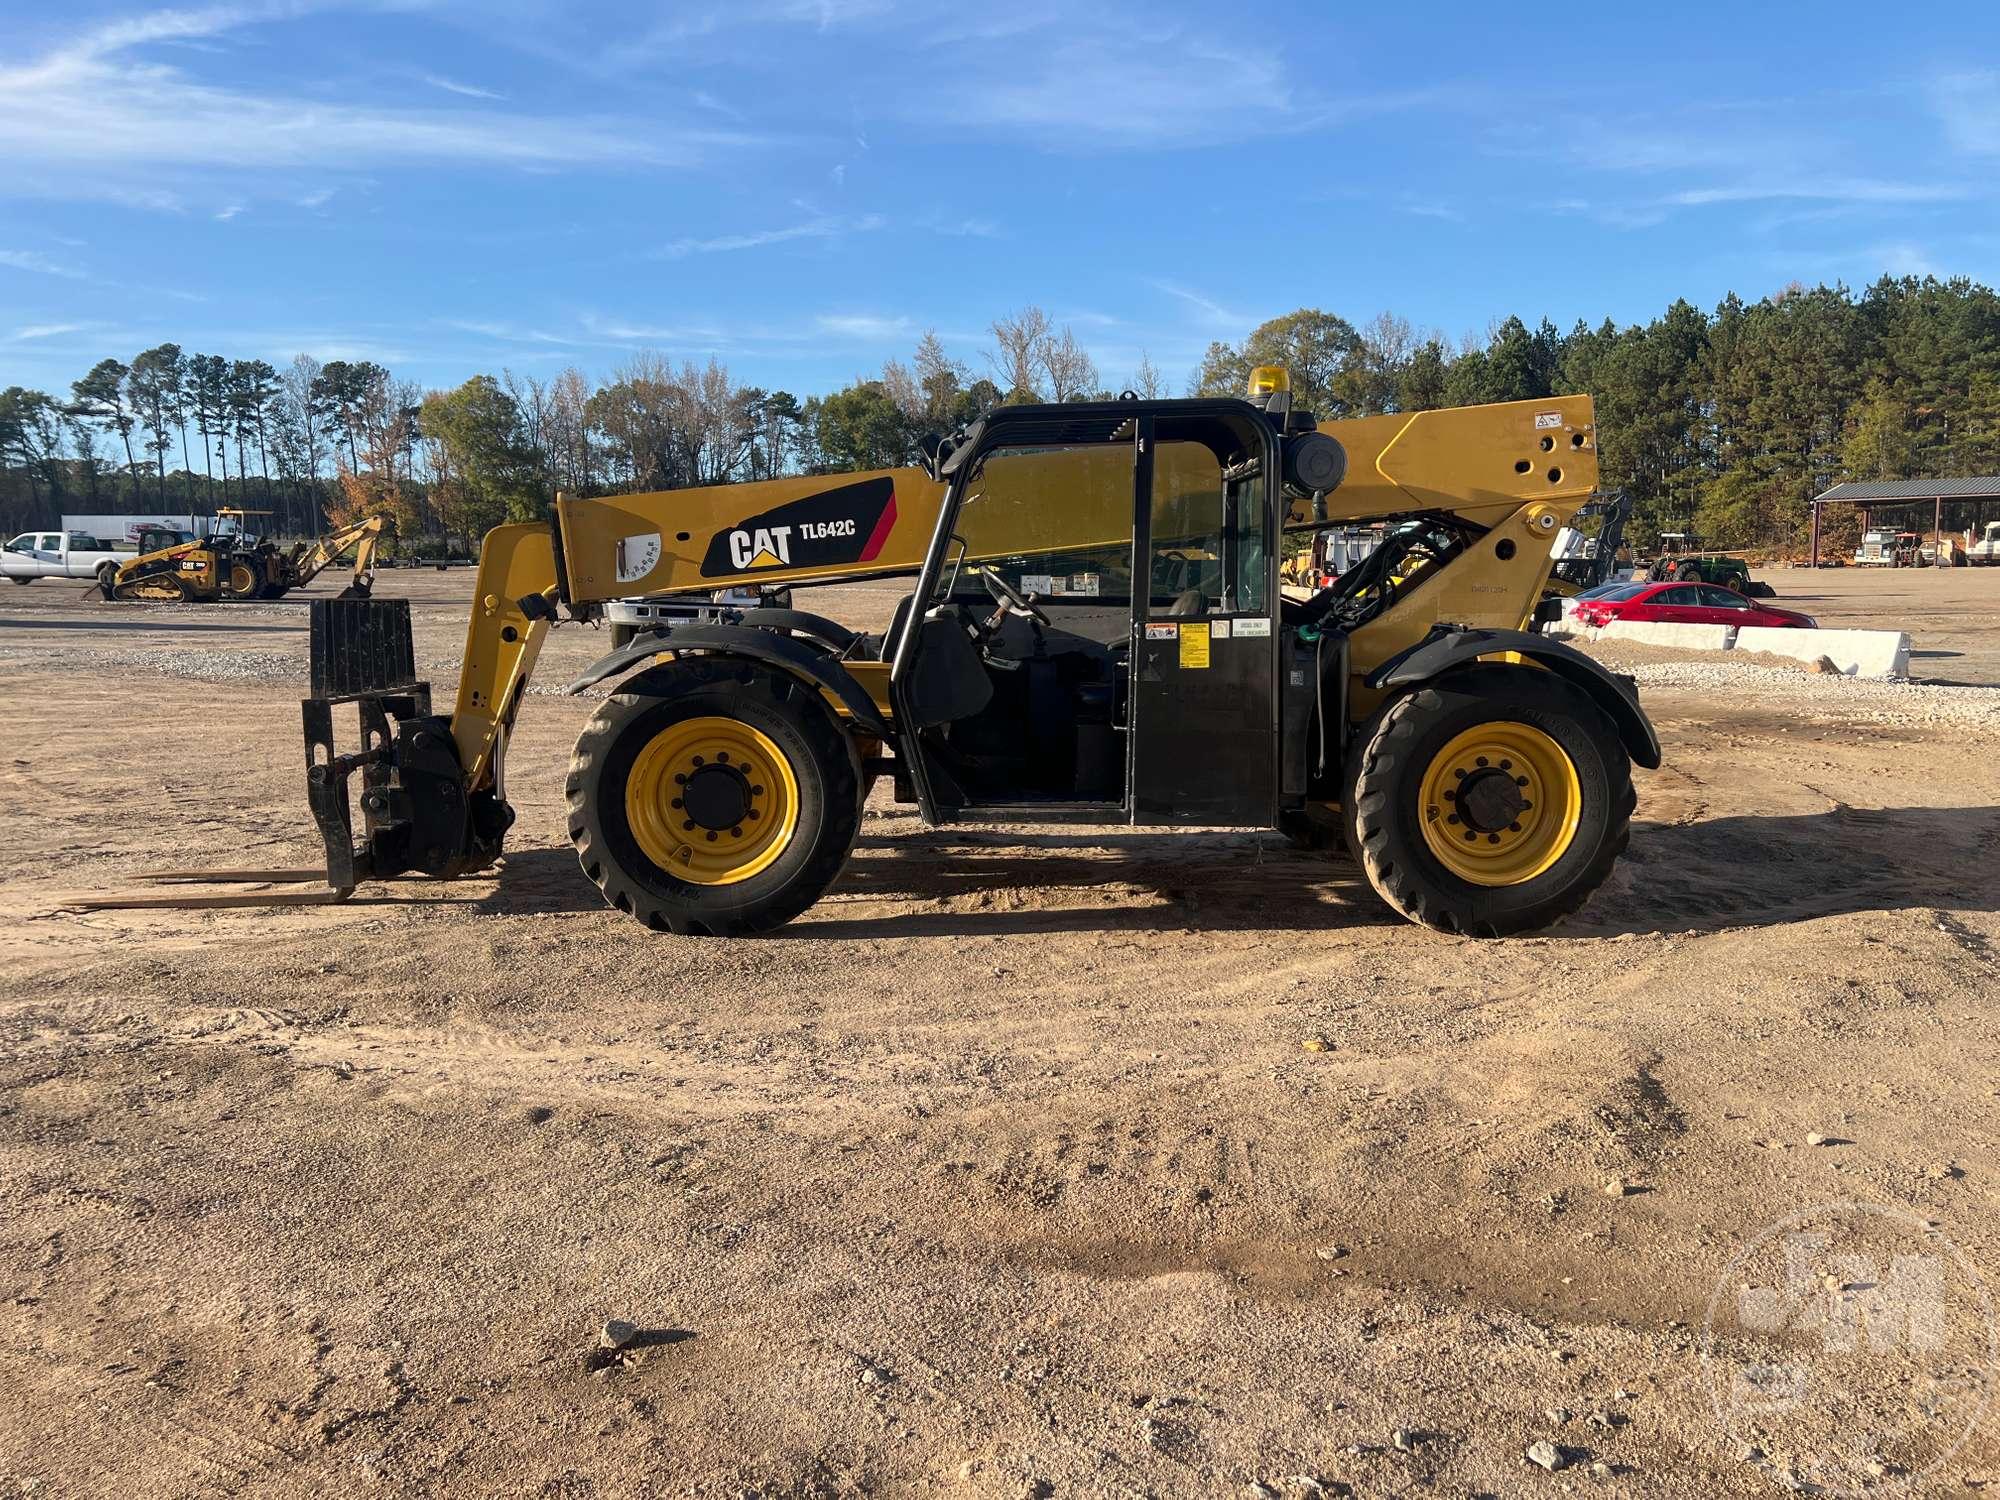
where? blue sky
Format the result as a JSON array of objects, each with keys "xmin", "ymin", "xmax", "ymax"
[{"xmin": 3, "ymin": 0, "xmax": 1998, "ymax": 399}]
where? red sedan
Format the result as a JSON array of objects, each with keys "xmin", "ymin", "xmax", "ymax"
[{"xmin": 1574, "ymin": 581, "xmax": 1816, "ymax": 629}]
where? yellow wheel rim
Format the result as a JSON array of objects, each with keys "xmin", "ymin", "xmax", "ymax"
[
  {"xmin": 1417, "ymin": 721, "xmax": 1582, "ymax": 887},
  {"xmin": 227, "ymin": 561, "xmax": 258, "ymax": 596},
  {"xmin": 624, "ymin": 716, "xmax": 799, "ymax": 886}
]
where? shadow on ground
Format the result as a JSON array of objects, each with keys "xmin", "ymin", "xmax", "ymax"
[{"xmin": 471, "ymin": 805, "xmax": 1999, "ymax": 941}]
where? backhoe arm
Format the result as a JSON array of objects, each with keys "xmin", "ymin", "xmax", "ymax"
[{"xmin": 288, "ymin": 514, "xmax": 396, "ymax": 589}]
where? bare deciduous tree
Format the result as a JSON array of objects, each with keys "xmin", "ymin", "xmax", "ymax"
[{"xmin": 987, "ymin": 306, "xmax": 1052, "ymax": 401}]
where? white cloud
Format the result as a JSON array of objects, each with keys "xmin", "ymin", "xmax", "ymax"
[
  {"xmin": 0, "ymin": 6, "xmax": 768, "ymax": 190},
  {"xmin": 1149, "ymin": 278, "xmax": 1245, "ymax": 330},
  {"xmin": 814, "ymin": 312, "xmax": 911, "ymax": 340},
  {"xmin": 1875, "ymin": 241, "xmax": 1941, "ymax": 278},
  {"xmin": 297, "ymin": 187, "xmax": 336, "ymax": 209},
  {"xmin": 7, "ymin": 321, "xmax": 92, "ymax": 342},
  {"xmin": 656, "ymin": 213, "xmax": 884, "ymax": 258},
  {"xmin": 424, "ymin": 72, "xmax": 504, "ymax": 101},
  {"xmin": 927, "ymin": 217, "xmax": 998, "ymax": 238},
  {"xmin": 1935, "ymin": 70, "xmax": 2000, "ymax": 154},
  {"xmin": 1397, "ymin": 197, "xmax": 1463, "ymax": 223},
  {"xmin": 443, "ymin": 318, "xmax": 588, "ymax": 347},
  {"xmin": 579, "ymin": 313, "xmax": 732, "ymax": 344},
  {"xmin": 214, "ymin": 202, "xmax": 244, "ymax": 220},
  {"xmin": 0, "ymin": 248, "xmax": 88, "ymax": 279},
  {"xmin": 937, "ymin": 35, "xmax": 1293, "ymax": 147},
  {"xmin": 1667, "ymin": 179, "xmax": 1970, "ymax": 207}
]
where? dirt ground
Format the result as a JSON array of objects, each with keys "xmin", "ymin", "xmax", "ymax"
[{"xmin": 3, "ymin": 562, "xmax": 1999, "ymax": 1498}]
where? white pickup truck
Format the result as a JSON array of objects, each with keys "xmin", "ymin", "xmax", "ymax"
[
  {"xmin": 1970, "ymin": 521, "xmax": 2000, "ymax": 565},
  {"xmin": 2, "ymin": 529, "xmax": 138, "ymax": 589}
]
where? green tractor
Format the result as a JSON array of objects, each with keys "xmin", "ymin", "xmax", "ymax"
[{"xmin": 1644, "ymin": 533, "xmax": 1775, "ymax": 597}]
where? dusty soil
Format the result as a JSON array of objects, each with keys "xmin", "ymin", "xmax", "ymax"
[{"xmin": 3, "ymin": 565, "xmax": 1999, "ymax": 1498}]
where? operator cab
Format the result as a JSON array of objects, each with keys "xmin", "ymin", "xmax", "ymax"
[{"xmin": 887, "ymin": 388, "xmax": 1326, "ymax": 827}]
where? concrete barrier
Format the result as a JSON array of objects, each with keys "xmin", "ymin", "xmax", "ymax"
[
  {"xmin": 1592, "ymin": 621, "xmax": 1737, "ymax": 652},
  {"xmin": 1545, "ymin": 620, "xmax": 1911, "ymax": 679},
  {"xmin": 1734, "ymin": 626, "xmax": 1910, "ymax": 680}
]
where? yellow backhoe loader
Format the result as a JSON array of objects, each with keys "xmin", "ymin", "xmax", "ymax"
[
  {"xmin": 103, "ymin": 512, "xmax": 396, "ymax": 602},
  {"xmin": 153, "ymin": 372, "xmax": 1660, "ymax": 937}
]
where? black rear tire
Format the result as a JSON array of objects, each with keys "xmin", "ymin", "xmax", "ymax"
[
  {"xmin": 1676, "ymin": 563, "xmax": 1703, "ymax": 582},
  {"xmin": 222, "ymin": 559, "xmax": 264, "ymax": 601},
  {"xmin": 1343, "ymin": 667, "xmax": 1635, "ymax": 936},
  {"xmin": 566, "ymin": 658, "xmax": 860, "ymax": 935}
]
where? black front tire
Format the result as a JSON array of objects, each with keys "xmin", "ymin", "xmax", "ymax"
[
  {"xmin": 566, "ymin": 658, "xmax": 860, "ymax": 935},
  {"xmin": 1343, "ymin": 667, "xmax": 1635, "ymax": 936}
]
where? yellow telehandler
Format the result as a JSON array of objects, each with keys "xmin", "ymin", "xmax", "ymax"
[{"xmin": 153, "ymin": 372, "xmax": 1659, "ymax": 937}]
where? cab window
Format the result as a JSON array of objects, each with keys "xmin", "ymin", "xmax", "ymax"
[{"xmin": 944, "ymin": 442, "xmax": 1137, "ymax": 605}]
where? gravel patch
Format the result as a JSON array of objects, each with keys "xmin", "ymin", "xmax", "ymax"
[
  {"xmin": 0, "ymin": 645, "xmax": 476, "ymax": 690},
  {"xmin": 1584, "ymin": 648, "xmax": 2000, "ymax": 731}
]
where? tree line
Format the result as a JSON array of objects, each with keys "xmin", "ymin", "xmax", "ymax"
[{"xmin": 4, "ymin": 276, "xmax": 1997, "ymax": 552}]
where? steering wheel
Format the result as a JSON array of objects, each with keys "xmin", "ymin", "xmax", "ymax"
[{"xmin": 980, "ymin": 569, "xmax": 1051, "ymax": 627}]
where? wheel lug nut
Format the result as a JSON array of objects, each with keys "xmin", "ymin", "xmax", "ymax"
[
  {"xmin": 751, "ymin": 784, "xmax": 764, "ymax": 796},
  {"xmin": 1487, "ymin": 833, "xmax": 1500, "ymax": 844},
  {"xmin": 1510, "ymin": 821, "xmax": 1522, "ymax": 832},
  {"xmin": 682, "ymin": 819, "xmax": 695, "ymax": 830},
  {"xmin": 730, "ymin": 827, "xmax": 744, "ymax": 838},
  {"xmin": 1515, "ymin": 776, "xmax": 1529, "ymax": 787},
  {"xmin": 692, "ymin": 755, "xmax": 704, "ymax": 767},
  {"xmin": 673, "ymin": 773, "xmax": 686, "ymax": 785},
  {"xmin": 1446, "ymin": 813, "xmax": 1459, "ymax": 825},
  {"xmin": 705, "ymin": 831, "xmax": 718, "ymax": 842},
  {"xmin": 671, "ymin": 797, "xmax": 683, "ymax": 809},
  {"xmin": 717, "ymin": 751, "xmax": 729, "ymax": 763}
]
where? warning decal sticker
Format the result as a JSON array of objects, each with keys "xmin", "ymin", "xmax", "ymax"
[
  {"xmin": 1144, "ymin": 623, "xmax": 1178, "ymax": 641},
  {"xmin": 1178, "ymin": 621, "xmax": 1210, "ymax": 669},
  {"xmin": 1534, "ymin": 411, "xmax": 1563, "ymax": 430}
]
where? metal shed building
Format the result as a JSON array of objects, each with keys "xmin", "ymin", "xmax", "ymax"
[{"xmin": 1809, "ymin": 476, "xmax": 2000, "ymax": 566}]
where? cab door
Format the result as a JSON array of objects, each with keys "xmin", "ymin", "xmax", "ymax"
[{"xmin": 1127, "ymin": 415, "xmax": 1281, "ymax": 826}]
